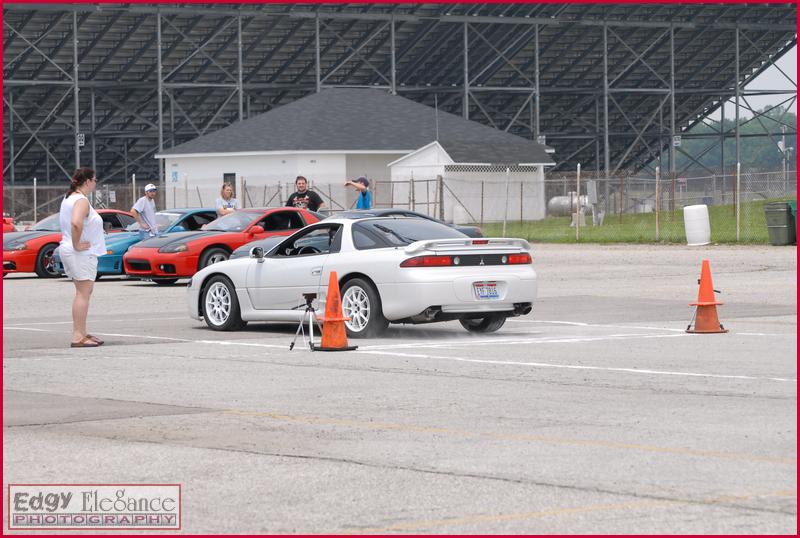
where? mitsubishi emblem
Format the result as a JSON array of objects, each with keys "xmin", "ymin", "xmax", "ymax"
[{"xmin": 479, "ymin": 257, "xmax": 485, "ymax": 266}]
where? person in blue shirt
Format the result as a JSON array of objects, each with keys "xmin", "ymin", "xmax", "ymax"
[{"xmin": 345, "ymin": 176, "xmax": 372, "ymax": 209}]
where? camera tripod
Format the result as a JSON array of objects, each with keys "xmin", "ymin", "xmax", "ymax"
[{"xmin": 289, "ymin": 293, "xmax": 323, "ymax": 351}]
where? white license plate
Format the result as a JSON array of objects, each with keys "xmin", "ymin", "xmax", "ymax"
[{"xmin": 473, "ymin": 281, "xmax": 499, "ymax": 300}]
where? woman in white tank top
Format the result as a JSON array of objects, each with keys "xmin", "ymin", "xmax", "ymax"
[{"xmin": 60, "ymin": 167, "xmax": 106, "ymax": 348}]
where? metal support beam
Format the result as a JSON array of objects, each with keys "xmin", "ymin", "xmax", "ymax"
[
  {"xmin": 534, "ymin": 24, "xmax": 540, "ymax": 138},
  {"xmin": 9, "ymin": 92, "xmax": 16, "ymax": 215},
  {"xmin": 603, "ymin": 24, "xmax": 610, "ymax": 210},
  {"xmin": 90, "ymin": 89, "xmax": 96, "ymax": 173},
  {"xmin": 319, "ymin": 20, "xmax": 391, "ymax": 85},
  {"xmin": 669, "ymin": 26, "xmax": 676, "ymax": 180},
  {"xmin": 72, "ymin": 12, "xmax": 80, "ymax": 169},
  {"xmin": 315, "ymin": 14, "xmax": 321, "ymax": 92},
  {"xmin": 735, "ymin": 26, "xmax": 740, "ymax": 169},
  {"xmin": 463, "ymin": 23, "xmax": 469, "ymax": 119},
  {"xmin": 390, "ymin": 15, "xmax": 396, "ymax": 95},
  {"xmin": 157, "ymin": 11, "xmax": 165, "ymax": 199},
  {"xmin": 237, "ymin": 15, "xmax": 243, "ymax": 120}
]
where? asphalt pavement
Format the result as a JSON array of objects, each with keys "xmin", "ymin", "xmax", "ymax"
[{"xmin": 3, "ymin": 243, "xmax": 796, "ymax": 533}]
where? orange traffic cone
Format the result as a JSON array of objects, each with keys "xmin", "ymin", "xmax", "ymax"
[
  {"xmin": 315, "ymin": 271, "xmax": 358, "ymax": 352},
  {"xmin": 686, "ymin": 259, "xmax": 728, "ymax": 334}
]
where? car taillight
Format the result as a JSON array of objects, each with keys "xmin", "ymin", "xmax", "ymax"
[
  {"xmin": 400, "ymin": 255, "xmax": 453, "ymax": 267},
  {"xmin": 472, "ymin": 239, "xmax": 489, "ymax": 245},
  {"xmin": 507, "ymin": 253, "xmax": 532, "ymax": 264}
]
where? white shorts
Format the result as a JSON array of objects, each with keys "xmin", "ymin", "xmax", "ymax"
[{"xmin": 61, "ymin": 251, "xmax": 97, "ymax": 281}]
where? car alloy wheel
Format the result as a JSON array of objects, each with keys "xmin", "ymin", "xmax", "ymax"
[
  {"xmin": 35, "ymin": 243, "xmax": 60, "ymax": 278},
  {"xmin": 205, "ymin": 281, "xmax": 231, "ymax": 326},
  {"xmin": 342, "ymin": 285, "xmax": 370, "ymax": 332},
  {"xmin": 208, "ymin": 252, "xmax": 227, "ymax": 264}
]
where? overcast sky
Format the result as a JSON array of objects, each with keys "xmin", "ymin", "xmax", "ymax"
[{"xmin": 718, "ymin": 45, "xmax": 796, "ymax": 120}]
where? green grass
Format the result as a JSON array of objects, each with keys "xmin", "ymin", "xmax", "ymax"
[{"xmin": 479, "ymin": 198, "xmax": 796, "ymax": 244}]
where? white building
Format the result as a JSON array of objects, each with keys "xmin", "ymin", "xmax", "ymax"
[{"xmin": 156, "ymin": 88, "xmax": 554, "ymax": 220}]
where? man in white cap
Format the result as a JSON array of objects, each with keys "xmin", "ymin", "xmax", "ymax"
[{"xmin": 131, "ymin": 183, "xmax": 159, "ymax": 240}]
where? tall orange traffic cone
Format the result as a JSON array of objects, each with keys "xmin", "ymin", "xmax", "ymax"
[
  {"xmin": 315, "ymin": 271, "xmax": 358, "ymax": 351},
  {"xmin": 686, "ymin": 259, "xmax": 728, "ymax": 334}
]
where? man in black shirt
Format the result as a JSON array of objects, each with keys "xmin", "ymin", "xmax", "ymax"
[{"xmin": 285, "ymin": 175, "xmax": 325, "ymax": 211}]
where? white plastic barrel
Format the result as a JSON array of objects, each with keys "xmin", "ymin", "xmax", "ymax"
[{"xmin": 683, "ymin": 204, "xmax": 711, "ymax": 246}]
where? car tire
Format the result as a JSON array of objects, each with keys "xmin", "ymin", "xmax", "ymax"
[
  {"xmin": 35, "ymin": 243, "xmax": 60, "ymax": 278},
  {"xmin": 201, "ymin": 275, "xmax": 246, "ymax": 331},
  {"xmin": 459, "ymin": 314, "xmax": 507, "ymax": 333},
  {"xmin": 199, "ymin": 247, "xmax": 229, "ymax": 269},
  {"xmin": 153, "ymin": 278, "xmax": 178, "ymax": 286},
  {"xmin": 340, "ymin": 278, "xmax": 388, "ymax": 338}
]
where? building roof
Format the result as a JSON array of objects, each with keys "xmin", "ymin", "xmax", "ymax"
[{"xmin": 157, "ymin": 88, "xmax": 554, "ymax": 165}]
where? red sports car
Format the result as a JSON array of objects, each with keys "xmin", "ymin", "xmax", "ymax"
[
  {"xmin": 3, "ymin": 209, "xmax": 135, "ymax": 278},
  {"xmin": 123, "ymin": 207, "xmax": 319, "ymax": 284}
]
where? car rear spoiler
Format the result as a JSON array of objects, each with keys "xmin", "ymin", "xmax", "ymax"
[{"xmin": 404, "ymin": 238, "xmax": 531, "ymax": 254}]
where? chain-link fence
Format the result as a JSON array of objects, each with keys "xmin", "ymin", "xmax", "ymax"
[{"xmin": 4, "ymin": 168, "xmax": 795, "ymax": 243}]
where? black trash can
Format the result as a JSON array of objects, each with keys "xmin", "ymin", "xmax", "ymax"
[{"xmin": 764, "ymin": 202, "xmax": 796, "ymax": 246}]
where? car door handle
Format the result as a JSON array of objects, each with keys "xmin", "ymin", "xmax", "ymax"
[{"xmin": 311, "ymin": 267, "xmax": 322, "ymax": 276}]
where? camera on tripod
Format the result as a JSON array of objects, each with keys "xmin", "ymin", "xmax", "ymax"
[{"xmin": 289, "ymin": 293, "xmax": 320, "ymax": 351}]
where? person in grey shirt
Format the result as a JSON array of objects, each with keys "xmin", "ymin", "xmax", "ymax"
[
  {"xmin": 215, "ymin": 182, "xmax": 240, "ymax": 217},
  {"xmin": 131, "ymin": 183, "xmax": 159, "ymax": 240}
]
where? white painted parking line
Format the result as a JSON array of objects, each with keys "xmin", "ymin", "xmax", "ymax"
[
  {"xmin": 358, "ymin": 349, "xmax": 797, "ymax": 383},
  {"xmin": 509, "ymin": 319, "xmax": 794, "ymax": 337},
  {"xmin": 4, "ymin": 326, "xmax": 288, "ymax": 349},
  {"xmin": 360, "ymin": 332, "xmax": 690, "ymax": 350},
  {"xmin": 5, "ymin": 327, "xmax": 793, "ymax": 382},
  {"xmin": 508, "ymin": 319, "xmax": 687, "ymax": 332},
  {"xmin": 5, "ymin": 317, "xmax": 187, "ymax": 326}
]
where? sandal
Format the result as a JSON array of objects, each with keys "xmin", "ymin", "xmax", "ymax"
[
  {"xmin": 86, "ymin": 334, "xmax": 105, "ymax": 345},
  {"xmin": 70, "ymin": 336, "xmax": 102, "ymax": 348}
]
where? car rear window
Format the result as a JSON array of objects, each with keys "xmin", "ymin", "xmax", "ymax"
[{"xmin": 352, "ymin": 218, "xmax": 466, "ymax": 249}]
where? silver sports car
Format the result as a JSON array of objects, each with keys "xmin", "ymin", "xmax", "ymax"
[{"xmin": 187, "ymin": 216, "xmax": 536, "ymax": 337}]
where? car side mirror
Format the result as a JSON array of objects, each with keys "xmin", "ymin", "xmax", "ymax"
[
  {"xmin": 172, "ymin": 225, "xmax": 186, "ymax": 232},
  {"xmin": 248, "ymin": 225, "xmax": 265, "ymax": 236},
  {"xmin": 249, "ymin": 246, "xmax": 265, "ymax": 263}
]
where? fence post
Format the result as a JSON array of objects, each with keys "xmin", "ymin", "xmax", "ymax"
[
  {"xmin": 425, "ymin": 179, "xmax": 430, "ymax": 216},
  {"xmin": 173, "ymin": 186, "xmax": 176, "ymax": 209},
  {"xmin": 33, "ymin": 177, "xmax": 38, "ymax": 223},
  {"xmin": 480, "ymin": 180, "xmax": 484, "ymax": 226},
  {"xmin": 242, "ymin": 177, "xmax": 247, "ymax": 208},
  {"xmin": 502, "ymin": 167, "xmax": 510, "ymax": 237},
  {"xmin": 655, "ymin": 166, "xmax": 660, "ymax": 242},
  {"xmin": 390, "ymin": 179, "xmax": 395, "ymax": 208},
  {"xmin": 196, "ymin": 186, "xmax": 203, "ymax": 207},
  {"xmin": 712, "ymin": 174, "xmax": 717, "ymax": 205},
  {"xmin": 670, "ymin": 170, "xmax": 676, "ymax": 218},
  {"xmin": 131, "ymin": 173, "xmax": 136, "ymax": 207},
  {"xmin": 576, "ymin": 163, "xmax": 581, "ymax": 241},
  {"xmin": 184, "ymin": 175, "xmax": 189, "ymax": 208},
  {"xmin": 736, "ymin": 162, "xmax": 741, "ymax": 242},
  {"xmin": 519, "ymin": 181, "xmax": 523, "ymax": 221},
  {"xmin": 437, "ymin": 174, "xmax": 444, "ymax": 220},
  {"xmin": 409, "ymin": 171, "xmax": 415, "ymax": 210}
]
